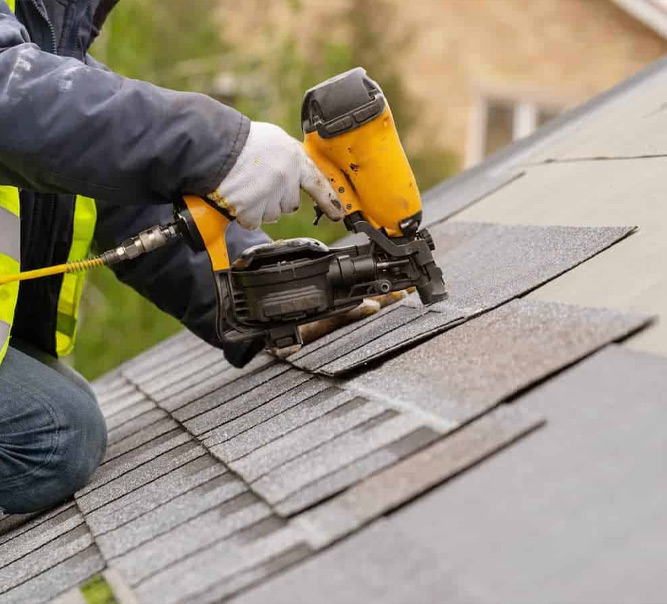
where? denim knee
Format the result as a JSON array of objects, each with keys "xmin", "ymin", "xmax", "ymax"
[{"xmin": 0, "ymin": 350, "xmax": 108, "ymax": 514}]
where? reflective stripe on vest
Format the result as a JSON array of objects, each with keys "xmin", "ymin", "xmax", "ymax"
[
  {"xmin": 3, "ymin": 0, "xmax": 97, "ymax": 360},
  {"xmin": 56, "ymin": 196, "xmax": 96, "ymax": 356},
  {"xmin": 0, "ymin": 187, "xmax": 20, "ymax": 363}
]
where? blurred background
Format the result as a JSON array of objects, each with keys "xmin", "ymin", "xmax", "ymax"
[{"xmin": 73, "ymin": 0, "xmax": 667, "ymax": 379}]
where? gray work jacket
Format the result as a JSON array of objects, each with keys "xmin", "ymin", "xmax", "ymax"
[{"xmin": 0, "ymin": 0, "xmax": 269, "ymax": 365}]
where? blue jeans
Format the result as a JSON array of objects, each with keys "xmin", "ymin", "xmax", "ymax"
[{"xmin": 0, "ymin": 340, "xmax": 107, "ymax": 514}]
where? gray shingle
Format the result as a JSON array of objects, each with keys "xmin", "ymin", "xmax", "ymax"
[
  {"xmin": 228, "ymin": 397, "xmax": 388, "ymax": 482},
  {"xmin": 288, "ymin": 224, "xmax": 633, "ymax": 377},
  {"xmin": 287, "ymin": 302, "xmax": 407, "ymax": 363},
  {"xmin": 348, "ymin": 299, "xmax": 651, "ymax": 426},
  {"xmin": 188, "ymin": 543, "xmax": 312, "ymax": 604},
  {"xmin": 76, "ymin": 441, "xmax": 206, "ymax": 514},
  {"xmin": 0, "ymin": 524, "xmax": 93, "ymax": 593},
  {"xmin": 289, "ymin": 305, "xmax": 418, "ymax": 371},
  {"xmin": 169, "ymin": 362, "xmax": 290, "ymax": 421},
  {"xmin": 96, "ymin": 382, "xmax": 138, "ymax": 412},
  {"xmin": 200, "ymin": 378, "xmax": 334, "ymax": 448},
  {"xmin": 157, "ymin": 353, "xmax": 276, "ymax": 413},
  {"xmin": 135, "ymin": 347, "xmax": 228, "ymax": 396},
  {"xmin": 133, "ymin": 522, "xmax": 309, "ymax": 604},
  {"xmin": 80, "ymin": 429, "xmax": 192, "ymax": 494},
  {"xmin": 111, "ymin": 493, "xmax": 272, "ymax": 585},
  {"xmin": 104, "ymin": 399, "xmax": 156, "ymax": 432},
  {"xmin": 0, "ymin": 502, "xmax": 72, "ymax": 545},
  {"xmin": 180, "ymin": 369, "xmax": 313, "ymax": 434},
  {"xmin": 122, "ymin": 338, "xmax": 208, "ymax": 384},
  {"xmin": 98, "ymin": 388, "xmax": 147, "ymax": 420},
  {"xmin": 147, "ymin": 355, "xmax": 234, "ymax": 402},
  {"xmin": 106, "ymin": 407, "xmax": 168, "ymax": 447},
  {"xmin": 274, "ymin": 426, "xmax": 442, "ymax": 516},
  {"xmin": 97, "ymin": 473, "xmax": 248, "ymax": 560},
  {"xmin": 251, "ymin": 412, "xmax": 433, "ymax": 505},
  {"xmin": 239, "ymin": 346, "xmax": 667, "ymax": 604},
  {"xmin": 422, "ymin": 171, "xmax": 522, "ymax": 226},
  {"xmin": 208, "ymin": 387, "xmax": 358, "ymax": 463},
  {"xmin": 103, "ymin": 417, "xmax": 181, "ymax": 464},
  {"xmin": 429, "ymin": 223, "xmax": 635, "ymax": 314},
  {"xmin": 525, "ymin": 64, "xmax": 667, "ymax": 162},
  {"xmin": 295, "ymin": 404, "xmax": 543, "ymax": 547},
  {"xmin": 85, "ymin": 454, "xmax": 227, "ymax": 536},
  {"xmin": 317, "ymin": 309, "xmax": 465, "ymax": 376},
  {"xmin": 0, "ymin": 505, "xmax": 82, "ymax": 569},
  {"xmin": 0, "ymin": 546, "xmax": 104, "ymax": 604}
]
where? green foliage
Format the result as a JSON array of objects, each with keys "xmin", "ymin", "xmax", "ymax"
[
  {"xmin": 73, "ymin": 0, "xmax": 459, "ymax": 380},
  {"xmin": 80, "ymin": 574, "xmax": 118, "ymax": 604}
]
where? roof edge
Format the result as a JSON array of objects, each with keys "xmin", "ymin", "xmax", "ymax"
[{"xmin": 611, "ymin": 0, "xmax": 667, "ymax": 39}]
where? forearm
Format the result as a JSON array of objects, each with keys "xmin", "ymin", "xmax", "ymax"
[{"xmin": 0, "ymin": 5, "xmax": 248, "ymax": 204}]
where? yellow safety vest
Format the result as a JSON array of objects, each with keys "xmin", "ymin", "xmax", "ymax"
[{"xmin": 0, "ymin": 0, "xmax": 97, "ymax": 363}]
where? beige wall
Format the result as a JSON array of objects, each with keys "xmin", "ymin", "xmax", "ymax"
[{"xmin": 220, "ymin": 0, "xmax": 667, "ymax": 163}]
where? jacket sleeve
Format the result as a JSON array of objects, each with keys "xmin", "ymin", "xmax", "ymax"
[
  {"xmin": 0, "ymin": 4, "xmax": 249, "ymax": 204},
  {"xmin": 94, "ymin": 201, "xmax": 272, "ymax": 367}
]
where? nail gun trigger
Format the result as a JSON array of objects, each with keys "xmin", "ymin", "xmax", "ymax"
[{"xmin": 313, "ymin": 205, "xmax": 325, "ymax": 226}]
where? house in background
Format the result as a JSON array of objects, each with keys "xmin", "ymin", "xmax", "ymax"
[{"xmin": 221, "ymin": 0, "xmax": 667, "ymax": 168}]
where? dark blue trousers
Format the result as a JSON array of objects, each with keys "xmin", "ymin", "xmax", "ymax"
[{"xmin": 0, "ymin": 340, "xmax": 107, "ymax": 514}]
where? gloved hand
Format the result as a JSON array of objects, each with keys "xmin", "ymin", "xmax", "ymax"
[{"xmin": 208, "ymin": 122, "xmax": 345, "ymax": 230}]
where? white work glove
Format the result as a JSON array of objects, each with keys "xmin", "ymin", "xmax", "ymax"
[{"xmin": 208, "ymin": 122, "xmax": 345, "ymax": 230}]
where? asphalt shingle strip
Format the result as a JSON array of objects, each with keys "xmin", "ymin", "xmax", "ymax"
[
  {"xmin": 349, "ymin": 299, "xmax": 651, "ymax": 426},
  {"xmin": 421, "ymin": 171, "xmax": 522, "ymax": 226},
  {"xmin": 251, "ymin": 412, "xmax": 431, "ymax": 506},
  {"xmin": 133, "ymin": 347, "xmax": 229, "ymax": 397},
  {"xmin": 180, "ymin": 369, "xmax": 313, "ymax": 433},
  {"xmin": 167, "ymin": 361, "xmax": 289, "ymax": 419},
  {"xmin": 209, "ymin": 387, "xmax": 360, "ymax": 463},
  {"xmin": 0, "ymin": 546, "xmax": 104, "ymax": 604},
  {"xmin": 133, "ymin": 522, "xmax": 310, "ymax": 604},
  {"xmin": 96, "ymin": 473, "xmax": 248, "ymax": 560},
  {"xmin": 0, "ymin": 502, "xmax": 70, "ymax": 545},
  {"xmin": 0, "ymin": 524, "xmax": 93, "ymax": 594},
  {"xmin": 274, "ymin": 426, "xmax": 442, "ymax": 517},
  {"xmin": 155, "ymin": 353, "xmax": 276, "ymax": 413},
  {"xmin": 120, "ymin": 333, "xmax": 206, "ymax": 384},
  {"xmin": 106, "ymin": 407, "xmax": 168, "ymax": 447},
  {"xmin": 104, "ymin": 398, "xmax": 157, "ymax": 433},
  {"xmin": 76, "ymin": 441, "xmax": 206, "ymax": 514},
  {"xmin": 289, "ymin": 305, "xmax": 418, "ymax": 370},
  {"xmin": 85, "ymin": 454, "xmax": 227, "ymax": 536},
  {"xmin": 110, "ymin": 492, "xmax": 273, "ymax": 586},
  {"xmin": 295, "ymin": 404, "xmax": 544, "ymax": 548},
  {"xmin": 187, "ymin": 542, "xmax": 312, "ymax": 604},
  {"xmin": 429, "ymin": 223, "xmax": 636, "ymax": 313},
  {"xmin": 199, "ymin": 378, "xmax": 335, "ymax": 448},
  {"xmin": 227, "ymin": 396, "xmax": 389, "ymax": 482},
  {"xmin": 80, "ymin": 429, "xmax": 192, "ymax": 495},
  {"xmin": 0, "ymin": 505, "xmax": 83, "ymax": 570},
  {"xmin": 317, "ymin": 309, "xmax": 465, "ymax": 376},
  {"xmin": 287, "ymin": 223, "xmax": 635, "ymax": 377},
  {"xmin": 103, "ymin": 417, "xmax": 181, "ymax": 464}
]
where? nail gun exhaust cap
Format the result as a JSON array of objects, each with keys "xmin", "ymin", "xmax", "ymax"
[{"xmin": 302, "ymin": 67, "xmax": 387, "ymax": 139}]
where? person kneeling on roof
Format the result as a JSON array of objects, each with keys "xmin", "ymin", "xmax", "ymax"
[{"xmin": 0, "ymin": 0, "xmax": 394, "ymax": 514}]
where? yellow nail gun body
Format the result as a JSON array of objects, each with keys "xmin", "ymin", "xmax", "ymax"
[{"xmin": 179, "ymin": 68, "xmax": 447, "ymax": 350}]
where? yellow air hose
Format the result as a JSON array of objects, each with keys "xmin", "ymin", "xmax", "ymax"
[
  {"xmin": 0, "ymin": 257, "xmax": 106, "ymax": 285},
  {"xmin": 0, "ymin": 223, "xmax": 182, "ymax": 286}
]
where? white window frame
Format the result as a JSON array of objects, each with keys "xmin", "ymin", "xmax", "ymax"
[{"xmin": 466, "ymin": 92, "xmax": 566, "ymax": 168}]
